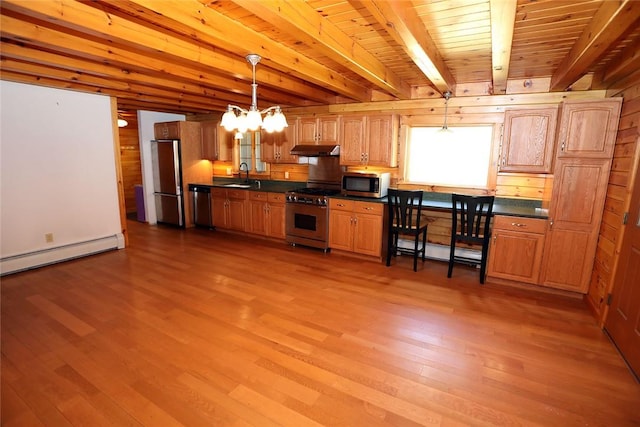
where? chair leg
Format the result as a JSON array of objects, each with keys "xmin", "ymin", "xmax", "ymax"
[
  {"xmin": 421, "ymin": 228, "xmax": 427, "ymax": 261},
  {"xmin": 386, "ymin": 231, "xmax": 394, "ymax": 266},
  {"xmin": 413, "ymin": 235, "xmax": 419, "ymax": 272},
  {"xmin": 447, "ymin": 239, "xmax": 455, "ymax": 278},
  {"xmin": 479, "ymin": 242, "xmax": 489, "ymax": 284}
]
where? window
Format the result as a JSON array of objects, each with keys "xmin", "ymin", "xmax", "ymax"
[
  {"xmin": 405, "ymin": 126, "xmax": 494, "ymax": 188},
  {"xmin": 238, "ymin": 131, "xmax": 266, "ymax": 172}
]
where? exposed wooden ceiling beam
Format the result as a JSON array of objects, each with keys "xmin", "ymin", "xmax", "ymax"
[
  {"xmin": 228, "ymin": 0, "xmax": 412, "ymax": 100},
  {"xmin": 550, "ymin": 0, "xmax": 640, "ymax": 91},
  {"xmin": 600, "ymin": 36, "xmax": 640, "ymax": 88},
  {"xmin": 354, "ymin": 0, "xmax": 456, "ymax": 94},
  {"xmin": 99, "ymin": 0, "xmax": 370, "ymax": 104},
  {"xmin": 0, "ymin": 0, "xmax": 339, "ymax": 106},
  {"xmin": 490, "ymin": 0, "xmax": 517, "ymax": 95},
  {"xmin": 0, "ymin": 70, "xmax": 215, "ymax": 113},
  {"xmin": 0, "ymin": 58, "xmax": 231, "ymax": 110},
  {"xmin": 0, "ymin": 42, "xmax": 287, "ymax": 108}
]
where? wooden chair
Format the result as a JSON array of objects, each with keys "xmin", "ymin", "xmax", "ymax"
[
  {"xmin": 386, "ymin": 189, "xmax": 428, "ymax": 272},
  {"xmin": 448, "ymin": 194, "xmax": 495, "ymax": 284}
]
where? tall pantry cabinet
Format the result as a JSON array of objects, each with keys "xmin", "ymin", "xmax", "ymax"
[{"xmin": 540, "ymin": 99, "xmax": 622, "ymax": 293}]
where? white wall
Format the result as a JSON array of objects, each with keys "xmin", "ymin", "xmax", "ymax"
[
  {"xmin": 0, "ymin": 81, "xmax": 123, "ymax": 273},
  {"xmin": 137, "ymin": 110, "xmax": 185, "ymax": 224}
]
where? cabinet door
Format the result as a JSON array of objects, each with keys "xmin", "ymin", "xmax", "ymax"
[
  {"xmin": 340, "ymin": 115, "xmax": 366, "ymax": 165},
  {"xmin": 267, "ymin": 203, "xmax": 286, "ymax": 239},
  {"xmin": 488, "ymin": 230, "xmax": 545, "ymax": 284},
  {"xmin": 211, "ymin": 193, "xmax": 227, "ymax": 228},
  {"xmin": 201, "ymin": 120, "xmax": 218, "ymax": 160},
  {"xmin": 154, "ymin": 122, "xmax": 181, "ymax": 139},
  {"xmin": 318, "ymin": 116, "xmax": 340, "ymax": 144},
  {"xmin": 501, "ymin": 107, "xmax": 558, "ymax": 173},
  {"xmin": 227, "ymin": 199, "xmax": 246, "ymax": 231},
  {"xmin": 329, "ymin": 209, "xmax": 354, "ymax": 251},
  {"xmin": 298, "ymin": 117, "xmax": 318, "ymax": 144},
  {"xmin": 261, "ymin": 132, "xmax": 277, "ymax": 163},
  {"xmin": 367, "ymin": 114, "xmax": 396, "ymax": 167},
  {"xmin": 540, "ymin": 158, "xmax": 611, "ymax": 292},
  {"xmin": 556, "ymin": 99, "xmax": 621, "ymax": 159},
  {"xmin": 278, "ymin": 124, "xmax": 297, "ymax": 163},
  {"xmin": 247, "ymin": 200, "xmax": 267, "ymax": 235},
  {"xmin": 353, "ymin": 213, "xmax": 383, "ymax": 257},
  {"xmin": 217, "ymin": 125, "xmax": 234, "ymax": 162}
]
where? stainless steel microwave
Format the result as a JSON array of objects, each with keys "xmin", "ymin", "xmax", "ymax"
[{"xmin": 341, "ymin": 172, "xmax": 390, "ymax": 198}]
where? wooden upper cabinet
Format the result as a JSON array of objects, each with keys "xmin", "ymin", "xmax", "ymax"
[
  {"xmin": 154, "ymin": 121, "xmax": 181, "ymax": 140},
  {"xmin": 261, "ymin": 123, "xmax": 297, "ymax": 163},
  {"xmin": 340, "ymin": 115, "xmax": 366, "ymax": 165},
  {"xmin": 500, "ymin": 107, "xmax": 558, "ymax": 173},
  {"xmin": 367, "ymin": 114, "xmax": 398, "ymax": 167},
  {"xmin": 297, "ymin": 116, "xmax": 339, "ymax": 144},
  {"xmin": 556, "ymin": 99, "xmax": 622, "ymax": 159},
  {"xmin": 340, "ymin": 114, "xmax": 398, "ymax": 167},
  {"xmin": 200, "ymin": 121, "xmax": 233, "ymax": 162}
]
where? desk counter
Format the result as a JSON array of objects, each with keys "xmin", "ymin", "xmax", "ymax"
[{"xmin": 331, "ymin": 192, "xmax": 547, "ymax": 219}]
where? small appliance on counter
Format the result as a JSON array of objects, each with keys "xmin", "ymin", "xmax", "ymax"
[{"xmin": 341, "ymin": 171, "xmax": 390, "ymax": 198}]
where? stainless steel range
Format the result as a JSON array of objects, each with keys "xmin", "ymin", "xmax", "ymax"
[{"xmin": 285, "ymin": 147, "xmax": 344, "ymax": 251}]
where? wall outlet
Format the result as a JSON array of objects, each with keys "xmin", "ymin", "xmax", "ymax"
[
  {"xmin": 45, "ymin": 233, "xmax": 54, "ymax": 243},
  {"xmin": 285, "ymin": 171, "xmax": 290, "ymax": 179}
]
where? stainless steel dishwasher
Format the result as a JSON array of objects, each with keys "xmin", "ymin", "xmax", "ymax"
[{"xmin": 188, "ymin": 184, "xmax": 213, "ymax": 229}]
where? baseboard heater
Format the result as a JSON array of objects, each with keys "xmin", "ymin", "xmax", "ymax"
[{"xmin": 0, "ymin": 233, "xmax": 125, "ymax": 276}]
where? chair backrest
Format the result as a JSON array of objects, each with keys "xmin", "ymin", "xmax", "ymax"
[
  {"xmin": 451, "ymin": 194, "xmax": 495, "ymax": 244},
  {"xmin": 387, "ymin": 189, "xmax": 424, "ymax": 232}
]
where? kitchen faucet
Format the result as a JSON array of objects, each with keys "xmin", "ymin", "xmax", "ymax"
[{"xmin": 239, "ymin": 162, "xmax": 249, "ymax": 183}]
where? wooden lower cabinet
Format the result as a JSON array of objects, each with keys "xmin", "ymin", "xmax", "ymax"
[
  {"xmin": 487, "ymin": 215, "xmax": 546, "ymax": 285},
  {"xmin": 539, "ymin": 158, "xmax": 611, "ymax": 293},
  {"xmin": 211, "ymin": 188, "xmax": 247, "ymax": 231},
  {"xmin": 247, "ymin": 191, "xmax": 286, "ymax": 239},
  {"xmin": 328, "ymin": 199, "xmax": 385, "ymax": 258}
]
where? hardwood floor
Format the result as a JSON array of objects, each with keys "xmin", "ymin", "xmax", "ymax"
[{"xmin": 2, "ymin": 220, "xmax": 639, "ymax": 426}]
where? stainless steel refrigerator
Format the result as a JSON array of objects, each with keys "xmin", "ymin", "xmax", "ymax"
[{"xmin": 151, "ymin": 139, "xmax": 184, "ymax": 227}]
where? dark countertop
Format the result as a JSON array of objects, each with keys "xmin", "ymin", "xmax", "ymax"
[
  {"xmin": 331, "ymin": 192, "xmax": 547, "ymax": 219},
  {"xmin": 188, "ymin": 178, "xmax": 306, "ymax": 193},
  {"xmin": 189, "ymin": 180, "xmax": 548, "ymax": 219}
]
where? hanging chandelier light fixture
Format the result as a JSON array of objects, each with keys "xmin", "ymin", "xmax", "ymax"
[
  {"xmin": 439, "ymin": 90, "xmax": 452, "ymax": 132},
  {"xmin": 220, "ymin": 54, "xmax": 288, "ymax": 137}
]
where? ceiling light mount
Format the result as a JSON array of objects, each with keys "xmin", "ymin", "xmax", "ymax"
[
  {"xmin": 220, "ymin": 54, "xmax": 288, "ymax": 136},
  {"xmin": 441, "ymin": 90, "xmax": 452, "ymax": 131}
]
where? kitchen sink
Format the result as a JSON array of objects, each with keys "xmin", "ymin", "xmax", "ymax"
[{"xmin": 223, "ymin": 183, "xmax": 251, "ymax": 188}]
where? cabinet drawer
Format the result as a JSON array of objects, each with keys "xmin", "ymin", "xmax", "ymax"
[
  {"xmin": 211, "ymin": 187, "xmax": 227, "ymax": 198},
  {"xmin": 493, "ymin": 215, "xmax": 546, "ymax": 234},
  {"xmin": 249, "ymin": 191, "xmax": 268, "ymax": 201},
  {"xmin": 330, "ymin": 198, "xmax": 355, "ymax": 211},
  {"xmin": 227, "ymin": 189, "xmax": 248, "ymax": 200},
  {"xmin": 268, "ymin": 193, "xmax": 286, "ymax": 204},
  {"xmin": 354, "ymin": 201, "xmax": 384, "ymax": 216}
]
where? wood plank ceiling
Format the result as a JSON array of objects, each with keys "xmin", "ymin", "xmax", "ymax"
[{"xmin": 1, "ymin": 0, "xmax": 639, "ymax": 115}]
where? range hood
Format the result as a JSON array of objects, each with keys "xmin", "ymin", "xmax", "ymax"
[{"xmin": 290, "ymin": 144, "xmax": 340, "ymax": 156}]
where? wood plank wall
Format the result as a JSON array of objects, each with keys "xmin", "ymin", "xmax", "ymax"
[
  {"xmin": 587, "ymin": 75, "xmax": 640, "ymax": 325},
  {"xmin": 117, "ymin": 110, "xmax": 142, "ymax": 215}
]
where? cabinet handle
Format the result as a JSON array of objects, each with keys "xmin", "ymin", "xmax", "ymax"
[
  {"xmin": 510, "ymin": 222, "xmax": 526, "ymax": 227},
  {"xmin": 549, "ymin": 218, "xmax": 554, "ymax": 228},
  {"xmin": 338, "ymin": 203, "xmax": 345, "ymax": 207},
  {"xmin": 560, "ymin": 141, "xmax": 565, "ymax": 151},
  {"xmin": 364, "ymin": 207, "xmax": 373, "ymax": 210}
]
